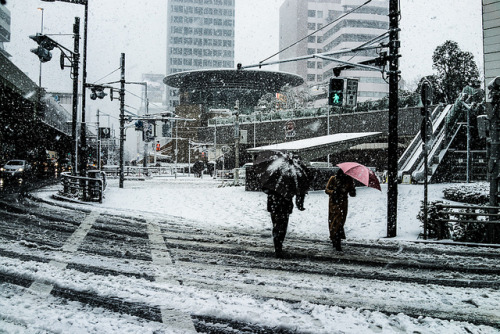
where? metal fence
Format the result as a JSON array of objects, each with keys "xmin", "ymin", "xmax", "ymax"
[{"xmin": 60, "ymin": 171, "xmax": 106, "ymax": 203}]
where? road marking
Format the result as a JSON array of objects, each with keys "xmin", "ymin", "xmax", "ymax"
[
  {"xmin": 25, "ymin": 211, "xmax": 100, "ymax": 297},
  {"xmin": 147, "ymin": 221, "xmax": 197, "ymax": 333}
]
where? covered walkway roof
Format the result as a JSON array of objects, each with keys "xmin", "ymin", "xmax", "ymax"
[{"xmin": 247, "ymin": 132, "xmax": 382, "ymax": 161}]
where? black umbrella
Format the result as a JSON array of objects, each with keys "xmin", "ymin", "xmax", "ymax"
[{"xmin": 254, "ymin": 151, "xmax": 310, "ymax": 197}]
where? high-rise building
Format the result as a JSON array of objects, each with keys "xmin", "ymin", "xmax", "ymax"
[
  {"xmin": 279, "ymin": 0, "xmax": 389, "ymax": 103},
  {"xmin": 0, "ymin": 3, "xmax": 11, "ymax": 58},
  {"xmin": 166, "ymin": 0, "xmax": 236, "ymax": 109}
]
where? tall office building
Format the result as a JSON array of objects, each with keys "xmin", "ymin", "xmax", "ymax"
[
  {"xmin": 166, "ymin": 0, "xmax": 236, "ymax": 109},
  {"xmin": 0, "ymin": 4, "xmax": 11, "ymax": 58},
  {"xmin": 279, "ymin": 0, "xmax": 389, "ymax": 103}
]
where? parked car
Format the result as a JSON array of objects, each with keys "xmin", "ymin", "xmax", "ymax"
[{"xmin": 1, "ymin": 160, "xmax": 32, "ymax": 178}]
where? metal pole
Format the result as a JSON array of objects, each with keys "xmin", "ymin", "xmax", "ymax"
[
  {"xmin": 188, "ymin": 140, "xmax": 191, "ymax": 177},
  {"xmin": 71, "ymin": 17, "xmax": 80, "ymax": 176},
  {"xmin": 119, "ymin": 53, "xmax": 125, "ymax": 188},
  {"xmin": 234, "ymin": 100, "xmax": 240, "ymax": 184},
  {"xmin": 214, "ymin": 119, "xmax": 217, "ymax": 179},
  {"xmin": 175, "ymin": 121, "xmax": 178, "ymax": 179},
  {"xmin": 423, "ymin": 141, "xmax": 428, "ymax": 240},
  {"xmin": 488, "ymin": 87, "xmax": 500, "ymax": 243},
  {"xmin": 327, "ymin": 106, "xmax": 331, "ymax": 166},
  {"xmin": 37, "ymin": 8, "xmax": 44, "ymax": 119},
  {"xmin": 79, "ymin": 1, "xmax": 88, "ymax": 176},
  {"xmin": 387, "ymin": 0, "xmax": 400, "ymax": 238},
  {"xmin": 253, "ymin": 116, "xmax": 256, "ymax": 148},
  {"xmin": 96, "ymin": 109, "xmax": 100, "ymax": 170},
  {"xmin": 467, "ymin": 107, "xmax": 471, "ymax": 183}
]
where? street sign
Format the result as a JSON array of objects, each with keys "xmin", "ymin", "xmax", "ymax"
[
  {"xmin": 99, "ymin": 127, "xmax": 111, "ymax": 139},
  {"xmin": 240, "ymin": 129, "xmax": 248, "ymax": 144},
  {"xmin": 285, "ymin": 120, "xmax": 296, "ymax": 138}
]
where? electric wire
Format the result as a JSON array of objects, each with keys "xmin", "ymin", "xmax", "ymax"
[
  {"xmin": 259, "ymin": 0, "xmax": 373, "ymax": 65},
  {"xmin": 92, "ymin": 67, "xmax": 120, "ymax": 85}
]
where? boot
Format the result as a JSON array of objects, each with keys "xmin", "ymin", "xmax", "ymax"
[
  {"xmin": 274, "ymin": 238, "xmax": 283, "ymax": 258},
  {"xmin": 334, "ymin": 236, "xmax": 342, "ymax": 251}
]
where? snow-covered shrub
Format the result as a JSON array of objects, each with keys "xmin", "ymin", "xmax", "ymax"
[
  {"xmin": 442, "ymin": 183, "xmax": 489, "ymax": 204},
  {"xmin": 416, "ymin": 200, "xmax": 450, "ymax": 239},
  {"xmin": 450, "ymin": 208, "xmax": 488, "ymax": 243}
]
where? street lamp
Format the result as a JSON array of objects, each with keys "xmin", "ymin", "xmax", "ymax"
[
  {"xmin": 41, "ymin": 0, "xmax": 89, "ymax": 177},
  {"xmin": 29, "ymin": 18, "xmax": 80, "ymax": 176}
]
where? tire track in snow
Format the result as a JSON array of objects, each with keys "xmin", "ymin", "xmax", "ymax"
[{"xmin": 23, "ymin": 210, "xmax": 100, "ymax": 297}]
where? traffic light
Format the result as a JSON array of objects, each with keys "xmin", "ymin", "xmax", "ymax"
[
  {"xmin": 345, "ymin": 79, "xmax": 359, "ymax": 107},
  {"xmin": 328, "ymin": 78, "xmax": 345, "ymax": 106},
  {"xmin": 29, "ymin": 34, "xmax": 56, "ymax": 63},
  {"xmin": 156, "ymin": 142, "xmax": 161, "ymax": 151},
  {"xmin": 90, "ymin": 86, "xmax": 107, "ymax": 100}
]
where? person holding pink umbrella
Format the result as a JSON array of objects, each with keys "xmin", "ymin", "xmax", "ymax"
[
  {"xmin": 325, "ymin": 168, "xmax": 356, "ymax": 251},
  {"xmin": 326, "ymin": 162, "xmax": 382, "ymax": 251}
]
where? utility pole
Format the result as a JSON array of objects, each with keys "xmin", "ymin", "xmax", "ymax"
[
  {"xmin": 71, "ymin": 17, "xmax": 80, "ymax": 176},
  {"xmin": 387, "ymin": 0, "xmax": 400, "ymax": 238},
  {"xmin": 488, "ymin": 77, "xmax": 500, "ymax": 243},
  {"xmin": 119, "ymin": 53, "xmax": 125, "ymax": 188},
  {"xmin": 420, "ymin": 80, "xmax": 432, "ymax": 240}
]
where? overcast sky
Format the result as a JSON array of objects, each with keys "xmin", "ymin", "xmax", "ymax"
[{"xmin": 4, "ymin": 0, "xmax": 483, "ymax": 153}]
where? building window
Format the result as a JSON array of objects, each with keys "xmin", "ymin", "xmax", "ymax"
[
  {"xmin": 308, "ymin": 36, "xmax": 316, "ymax": 43},
  {"xmin": 308, "ymin": 10, "xmax": 316, "ymax": 17},
  {"xmin": 307, "ymin": 74, "xmax": 316, "ymax": 82},
  {"xmin": 307, "ymin": 48, "xmax": 315, "ymax": 55},
  {"xmin": 317, "ymin": 11, "xmax": 323, "ymax": 19},
  {"xmin": 307, "ymin": 61, "xmax": 316, "ymax": 69},
  {"xmin": 307, "ymin": 23, "xmax": 316, "ymax": 30}
]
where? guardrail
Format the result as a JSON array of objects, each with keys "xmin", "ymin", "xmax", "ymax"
[
  {"xmin": 102, "ymin": 166, "xmax": 189, "ymax": 178},
  {"xmin": 60, "ymin": 171, "xmax": 106, "ymax": 203},
  {"xmin": 435, "ymin": 203, "xmax": 500, "ymax": 242}
]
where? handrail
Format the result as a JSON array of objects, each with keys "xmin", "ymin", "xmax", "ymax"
[{"xmin": 60, "ymin": 171, "xmax": 105, "ymax": 203}]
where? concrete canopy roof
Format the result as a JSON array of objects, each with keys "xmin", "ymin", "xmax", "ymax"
[
  {"xmin": 163, "ymin": 69, "xmax": 304, "ymax": 90},
  {"xmin": 247, "ymin": 132, "xmax": 383, "ymax": 162}
]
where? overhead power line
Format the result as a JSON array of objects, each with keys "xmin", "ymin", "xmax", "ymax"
[{"xmin": 259, "ymin": 0, "xmax": 373, "ymax": 65}]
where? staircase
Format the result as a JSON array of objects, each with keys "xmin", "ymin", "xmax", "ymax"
[{"xmin": 398, "ymin": 104, "xmax": 487, "ymax": 183}]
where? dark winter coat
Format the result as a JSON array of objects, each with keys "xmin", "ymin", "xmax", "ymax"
[{"xmin": 267, "ymin": 192, "xmax": 294, "ymax": 215}]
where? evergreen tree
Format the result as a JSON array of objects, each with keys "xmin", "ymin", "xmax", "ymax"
[{"xmin": 432, "ymin": 40, "xmax": 480, "ymax": 104}]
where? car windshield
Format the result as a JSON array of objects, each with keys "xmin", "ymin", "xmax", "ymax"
[{"xmin": 6, "ymin": 160, "xmax": 23, "ymax": 166}]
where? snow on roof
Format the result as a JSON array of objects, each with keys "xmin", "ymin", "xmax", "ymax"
[
  {"xmin": 247, "ymin": 132, "xmax": 382, "ymax": 161},
  {"xmin": 248, "ymin": 132, "xmax": 382, "ymax": 152}
]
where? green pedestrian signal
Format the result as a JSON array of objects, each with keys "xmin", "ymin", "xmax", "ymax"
[{"xmin": 328, "ymin": 78, "xmax": 345, "ymax": 106}]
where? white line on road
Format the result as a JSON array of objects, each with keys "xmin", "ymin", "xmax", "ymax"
[
  {"xmin": 147, "ymin": 221, "xmax": 197, "ymax": 333},
  {"xmin": 25, "ymin": 211, "xmax": 100, "ymax": 297}
]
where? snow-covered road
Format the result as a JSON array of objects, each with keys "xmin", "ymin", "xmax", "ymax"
[{"xmin": 0, "ymin": 178, "xmax": 499, "ymax": 333}]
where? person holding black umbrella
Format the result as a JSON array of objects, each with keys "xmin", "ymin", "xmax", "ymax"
[
  {"xmin": 266, "ymin": 185, "xmax": 306, "ymax": 258},
  {"xmin": 256, "ymin": 152, "xmax": 310, "ymax": 258},
  {"xmin": 325, "ymin": 168, "xmax": 356, "ymax": 251}
]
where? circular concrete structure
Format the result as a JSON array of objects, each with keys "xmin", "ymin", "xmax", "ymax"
[{"xmin": 164, "ymin": 69, "xmax": 304, "ymax": 112}]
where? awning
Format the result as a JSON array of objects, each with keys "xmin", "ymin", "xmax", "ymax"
[{"xmin": 247, "ymin": 132, "xmax": 382, "ymax": 162}]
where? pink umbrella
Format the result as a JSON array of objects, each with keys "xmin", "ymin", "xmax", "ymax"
[{"xmin": 336, "ymin": 162, "xmax": 381, "ymax": 191}]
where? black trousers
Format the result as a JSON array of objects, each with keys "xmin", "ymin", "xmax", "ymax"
[{"xmin": 271, "ymin": 213, "xmax": 289, "ymax": 247}]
